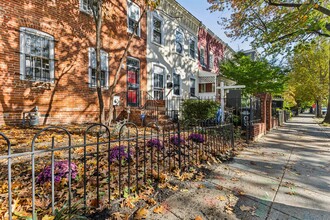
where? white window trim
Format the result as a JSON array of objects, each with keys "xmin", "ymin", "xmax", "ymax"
[
  {"xmin": 172, "ymin": 72, "xmax": 182, "ymax": 97},
  {"xmin": 199, "ymin": 47, "xmax": 205, "ymax": 67},
  {"xmin": 19, "ymin": 27, "xmax": 55, "ymax": 83},
  {"xmin": 127, "ymin": 56, "xmax": 140, "ymax": 85},
  {"xmin": 152, "ymin": 64, "xmax": 166, "ymax": 100},
  {"xmin": 190, "ymin": 77, "xmax": 196, "ymax": 97},
  {"xmin": 152, "ymin": 13, "xmax": 164, "ymax": 46},
  {"xmin": 175, "ymin": 28, "xmax": 184, "ymax": 55},
  {"xmin": 189, "ymin": 37, "xmax": 197, "ymax": 59},
  {"xmin": 209, "ymin": 52, "xmax": 214, "ymax": 69},
  {"xmin": 79, "ymin": 0, "xmax": 92, "ymax": 14},
  {"xmin": 127, "ymin": 1, "xmax": 141, "ymax": 36},
  {"xmin": 88, "ymin": 47, "xmax": 109, "ymax": 89}
]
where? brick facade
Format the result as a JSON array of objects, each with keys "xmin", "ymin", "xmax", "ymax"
[
  {"xmin": 251, "ymin": 93, "xmax": 278, "ymax": 140},
  {"xmin": 198, "ymin": 27, "xmax": 226, "ymax": 73},
  {"xmin": 0, "ymin": 0, "xmax": 147, "ymax": 125}
]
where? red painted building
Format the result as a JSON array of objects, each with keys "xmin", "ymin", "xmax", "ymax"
[{"xmin": 197, "ymin": 25, "xmax": 235, "ymax": 99}]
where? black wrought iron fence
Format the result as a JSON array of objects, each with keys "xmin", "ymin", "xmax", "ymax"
[{"xmin": 0, "ymin": 120, "xmax": 234, "ymax": 219}]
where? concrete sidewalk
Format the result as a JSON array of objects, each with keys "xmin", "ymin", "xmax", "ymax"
[{"xmin": 147, "ymin": 114, "xmax": 330, "ymax": 220}]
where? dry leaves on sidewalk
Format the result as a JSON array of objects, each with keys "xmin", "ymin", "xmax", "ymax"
[
  {"xmin": 153, "ymin": 205, "xmax": 165, "ymax": 214},
  {"xmin": 239, "ymin": 205, "xmax": 253, "ymax": 212},
  {"xmin": 134, "ymin": 207, "xmax": 148, "ymax": 220}
]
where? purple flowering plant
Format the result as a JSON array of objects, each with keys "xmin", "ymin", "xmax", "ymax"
[
  {"xmin": 36, "ymin": 160, "xmax": 78, "ymax": 184},
  {"xmin": 170, "ymin": 135, "xmax": 185, "ymax": 147},
  {"xmin": 188, "ymin": 133, "xmax": 205, "ymax": 143},
  {"xmin": 147, "ymin": 138, "xmax": 163, "ymax": 150},
  {"xmin": 109, "ymin": 145, "xmax": 131, "ymax": 163}
]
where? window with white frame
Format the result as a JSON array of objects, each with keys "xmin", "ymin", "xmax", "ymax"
[
  {"xmin": 190, "ymin": 78, "xmax": 196, "ymax": 96},
  {"xmin": 209, "ymin": 53, "xmax": 214, "ymax": 69},
  {"xmin": 173, "ymin": 73, "xmax": 180, "ymax": 96},
  {"xmin": 175, "ymin": 29, "xmax": 184, "ymax": 54},
  {"xmin": 199, "ymin": 83, "xmax": 215, "ymax": 93},
  {"xmin": 153, "ymin": 65, "xmax": 165, "ymax": 100},
  {"xmin": 20, "ymin": 27, "xmax": 55, "ymax": 82},
  {"xmin": 88, "ymin": 48, "xmax": 109, "ymax": 88},
  {"xmin": 200, "ymin": 47, "xmax": 205, "ymax": 66},
  {"xmin": 189, "ymin": 38, "xmax": 196, "ymax": 59},
  {"xmin": 153, "ymin": 16, "xmax": 162, "ymax": 45},
  {"xmin": 127, "ymin": 1, "xmax": 140, "ymax": 36},
  {"xmin": 80, "ymin": 0, "xmax": 91, "ymax": 14}
]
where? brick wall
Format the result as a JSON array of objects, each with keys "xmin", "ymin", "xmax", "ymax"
[
  {"xmin": 251, "ymin": 93, "xmax": 277, "ymax": 140},
  {"xmin": 0, "ymin": 0, "xmax": 147, "ymax": 125}
]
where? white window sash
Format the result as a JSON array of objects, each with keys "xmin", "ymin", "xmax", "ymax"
[
  {"xmin": 89, "ymin": 48, "xmax": 109, "ymax": 88},
  {"xmin": 152, "ymin": 16, "xmax": 163, "ymax": 45},
  {"xmin": 127, "ymin": 1, "xmax": 140, "ymax": 35},
  {"xmin": 20, "ymin": 27, "xmax": 55, "ymax": 83}
]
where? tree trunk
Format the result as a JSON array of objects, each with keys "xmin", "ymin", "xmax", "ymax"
[
  {"xmin": 323, "ymin": 45, "xmax": 330, "ymax": 123},
  {"xmin": 94, "ymin": 0, "xmax": 105, "ymax": 124},
  {"xmin": 316, "ymin": 100, "xmax": 323, "ymax": 118},
  {"xmin": 105, "ymin": 9, "xmax": 147, "ymax": 125},
  {"xmin": 107, "ymin": 94, "xmax": 115, "ymax": 125}
]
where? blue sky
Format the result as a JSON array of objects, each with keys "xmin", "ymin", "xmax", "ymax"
[{"xmin": 176, "ymin": 0, "xmax": 252, "ymax": 52}]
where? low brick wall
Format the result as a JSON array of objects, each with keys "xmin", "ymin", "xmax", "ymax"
[{"xmin": 251, "ymin": 123, "xmax": 266, "ymax": 141}]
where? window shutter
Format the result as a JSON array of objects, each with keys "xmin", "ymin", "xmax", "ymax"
[
  {"xmin": 88, "ymin": 47, "xmax": 93, "ymax": 86},
  {"xmin": 19, "ymin": 28, "xmax": 25, "ymax": 80}
]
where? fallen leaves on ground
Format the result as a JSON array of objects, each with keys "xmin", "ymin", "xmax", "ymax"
[
  {"xmin": 286, "ymin": 191, "xmax": 296, "ymax": 196},
  {"xmin": 153, "ymin": 205, "xmax": 165, "ymax": 214},
  {"xmin": 224, "ymin": 204, "xmax": 234, "ymax": 214},
  {"xmin": 239, "ymin": 205, "xmax": 253, "ymax": 212},
  {"xmin": 217, "ymin": 195, "xmax": 226, "ymax": 201},
  {"xmin": 42, "ymin": 215, "xmax": 55, "ymax": 220},
  {"xmin": 134, "ymin": 207, "xmax": 148, "ymax": 220},
  {"xmin": 195, "ymin": 216, "xmax": 203, "ymax": 220}
]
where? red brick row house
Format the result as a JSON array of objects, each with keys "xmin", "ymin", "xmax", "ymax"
[
  {"xmin": 0, "ymin": 0, "xmax": 236, "ymax": 126},
  {"xmin": 197, "ymin": 25, "xmax": 235, "ymax": 100},
  {"xmin": 0, "ymin": 0, "xmax": 148, "ymax": 125}
]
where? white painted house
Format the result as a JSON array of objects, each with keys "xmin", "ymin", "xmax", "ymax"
[{"xmin": 146, "ymin": 0, "xmax": 200, "ymax": 117}]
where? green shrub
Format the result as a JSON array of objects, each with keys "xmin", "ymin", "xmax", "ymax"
[{"xmin": 181, "ymin": 99, "xmax": 219, "ymax": 121}]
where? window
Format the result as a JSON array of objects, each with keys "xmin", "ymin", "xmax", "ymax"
[
  {"xmin": 80, "ymin": 0, "xmax": 91, "ymax": 14},
  {"xmin": 153, "ymin": 65, "xmax": 165, "ymax": 100},
  {"xmin": 175, "ymin": 30, "xmax": 184, "ymax": 54},
  {"xmin": 199, "ymin": 83, "xmax": 215, "ymax": 93},
  {"xmin": 173, "ymin": 73, "xmax": 180, "ymax": 96},
  {"xmin": 200, "ymin": 48, "xmax": 205, "ymax": 66},
  {"xmin": 190, "ymin": 78, "xmax": 196, "ymax": 96},
  {"xmin": 189, "ymin": 38, "xmax": 196, "ymax": 59},
  {"xmin": 127, "ymin": 1, "xmax": 140, "ymax": 36},
  {"xmin": 209, "ymin": 53, "xmax": 214, "ymax": 69},
  {"xmin": 88, "ymin": 48, "xmax": 109, "ymax": 88},
  {"xmin": 20, "ymin": 27, "xmax": 55, "ymax": 82},
  {"xmin": 153, "ymin": 17, "xmax": 162, "ymax": 45},
  {"xmin": 127, "ymin": 57, "xmax": 140, "ymax": 106}
]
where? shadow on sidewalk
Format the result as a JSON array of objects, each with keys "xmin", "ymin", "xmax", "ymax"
[{"xmin": 233, "ymin": 194, "xmax": 330, "ymax": 220}]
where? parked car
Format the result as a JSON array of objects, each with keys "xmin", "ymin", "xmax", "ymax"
[{"xmin": 322, "ymin": 107, "xmax": 327, "ymax": 115}]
